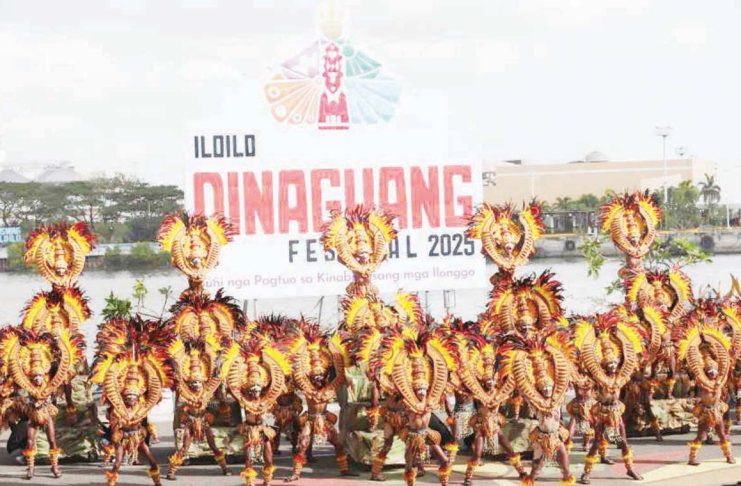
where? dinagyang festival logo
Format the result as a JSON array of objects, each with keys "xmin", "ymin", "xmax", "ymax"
[{"xmin": 264, "ymin": 1, "xmax": 400, "ymax": 130}]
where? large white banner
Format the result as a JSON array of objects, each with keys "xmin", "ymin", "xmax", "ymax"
[{"xmin": 185, "ymin": 144, "xmax": 486, "ymax": 299}]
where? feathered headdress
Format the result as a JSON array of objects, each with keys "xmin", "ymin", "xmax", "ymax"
[
  {"xmin": 321, "ymin": 205, "xmax": 397, "ymax": 275},
  {"xmin": 158, "ymin": 211, "xmax": 232, "ymax": 281},
  {"xmin": 599, "ymin": 191, "xmax": 661, "ymax": 259},
  {"xmin": 467, "ymin": 202, "xmax": 544, "ymax": 272},
  {"xmin": 24, "ymin": 222, "xmax": 97, "ymax": 286}
]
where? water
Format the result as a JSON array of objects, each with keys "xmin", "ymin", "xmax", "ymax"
[{"xmin": 1, "ymin": 255, "xmax": 738, "ymax": 357}]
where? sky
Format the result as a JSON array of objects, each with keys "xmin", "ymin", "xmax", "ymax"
[{"xmin": 1, "ymin": 0, "xmax": 740, "ymax": 192}]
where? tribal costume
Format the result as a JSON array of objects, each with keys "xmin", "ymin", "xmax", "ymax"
[
  {"xmin": 455, "ymin": 334, "xmax": 526, "ymax": 485},
  {"xmin": 504, "ymin": 330, "xmax": 575, "ymax": 486},
  {"xmin": 676, "ymin": 304, "xmax": 736, "ymax": 465},
  {"xmin": 158, "ymin": 211, "xmax": 233, "ymax": 296},
  {"xmin": 466, "ymin": 202, "xmax": 544, "ymax": 277},
  {"xmin": 370, "ymin": 326, "xmax": 457, "ymax": 486},
  {"xmin": 321, "ymin": 205, "xmax": 397, "ymax": 298},
  {"xmin": 565, "ymin": 377, "xmax": 596, "ymax": 453},
  {"xmin": 284, "ymin": 320, "xmax": 354, "ymax": 481},
  {"xmin": 22, "ymin": 222, "xmax": 96, "ymax": 424},
  {"xmin": 166, "ymin": 337, "xmax": 239, "ymax": 479},
  {"xmin": 226, "ymin": 337, "xmax": 290, "ymax": 486},
  {"xmin": 90, "ymin": 317, "xmax": 173, "ymax": 486},
  {"xmin": 600, "ymin": 191, "xmax": 661, "ymax": 276},
  {"xmin": 486, "ymin": 271, "xmax": 565, "ymax": 341},
  {"xmin": 574, "ymin": 312, "xmax": 644, "ymax": 483},
  {"xmin": 0, "ymin": 327, "xmax": 82, "ymax": 480}
]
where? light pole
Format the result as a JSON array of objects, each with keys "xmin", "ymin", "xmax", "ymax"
[{"xmin": 655, "ymin": 126, "xmax": 673, "ymax": 204}]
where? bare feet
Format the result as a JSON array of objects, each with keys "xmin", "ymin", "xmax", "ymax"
[
  {"xmin": 601, "ymin": 456, "xmax": 615, "ymax": 465},
  {"xmin": 688, "ymin": 459, "xmax": 700, "ymax": 466},
  {"xmin": 51, "ymin": 466, "xmax": 62, "ymax": 478},
  {"xmin": 627, "ymin": 470, "xmax": 643, "ymax": 480},
  {"xmin": 370, "ymin": 473, "xmax": 386, "ymax": 481},
  {"xmin": 727, "ymin": 456, "xmax": 737, "ymax": 464}
]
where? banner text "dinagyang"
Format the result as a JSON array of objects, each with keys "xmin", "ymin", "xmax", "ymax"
[{"xmin": 192, "ymin": 165, "xmax": 473, "ymax": 235}]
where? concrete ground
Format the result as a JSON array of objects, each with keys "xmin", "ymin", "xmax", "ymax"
[{"xmin": 1, "ymin": 423, "xmax": 740, "ymax": 486}]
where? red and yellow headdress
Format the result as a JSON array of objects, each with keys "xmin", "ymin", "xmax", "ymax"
[
  {"xmin": 20, "ymin": 286, "xmax": 90, "ymax": 335},
  {"xmin": 91, "ymin": 317, "xmax": 173, "ymax": 419},
  {"xmin": 24, "ymin": 222, "xmax": 96, "ymax": 287},
  {"xmin": 321, "ymin": 205, "xmax": 397, "ymax": 277},
  {"xmin": 158, "ymin": 212, "xmax": 232, "ymax": 282},
  {"xmin": 467, "ymin": 202, "xmax": 544, "ymax": 273},
  {"xmin": 600, "ymin": 191, "xmax": 661, "ymax": 259}
]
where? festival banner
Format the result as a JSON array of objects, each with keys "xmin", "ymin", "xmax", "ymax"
[{"xmin": 185, "ymin": 145, "xmax": 486, "ymax": 299}]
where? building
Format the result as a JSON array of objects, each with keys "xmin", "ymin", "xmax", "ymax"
[
  {"xmin": 35, "ymin": 162, "xmax": 87, "ymax": 183},
  {"xmin": 0, "ymin": 168, "xmax": 30, "ymax": 183},
  {"xmin": 483, "ymin": 153, "xmax": 716, "ymax": 204}
]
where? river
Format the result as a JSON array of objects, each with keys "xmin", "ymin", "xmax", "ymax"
[{"xmin": 1, "ymin": 255, "xmax": 738, "ymax": 359}]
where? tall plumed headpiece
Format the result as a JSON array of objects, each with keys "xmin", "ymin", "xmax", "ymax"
[
  {"xmin": 158, "ymin": 212, "xmax": 232, "ymax": 282},
  {"xmin": 24, "ymin": 222, "xmax": 96, "ymax": 287},
  {"xmin": 467, "ymin": 202, "xmax": 544, "ymax": 273},
  {"xmin": 488, "ymin": 270, "xmax": 564, "ymax": 338},
  {"xmin": 90, "ymin": 317, "xmax": 173, "ymax": 417},
  {"xmin": 674, "ymin": 306, "xmax": 731, "ymax": 390},
  {"xmin": 321, "ymin": 205, "xmax": 397, "ymax": 277},
  {"xmin": 600, "ymin": 191, "xmax": 661, "ymax": 259}
]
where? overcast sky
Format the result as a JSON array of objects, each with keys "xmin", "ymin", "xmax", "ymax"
[{"xmin": 1, "ymin": 0, "xmax": 740, "ymax": 189}]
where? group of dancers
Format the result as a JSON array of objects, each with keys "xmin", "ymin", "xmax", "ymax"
[{"xmin": 0, "ymin": 191, "xmax": 739, "ymax": 486}]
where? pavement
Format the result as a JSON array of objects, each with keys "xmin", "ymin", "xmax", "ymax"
[{"xmin": 1, "ymin": 423, "xmax": 740, "ymax": 486}]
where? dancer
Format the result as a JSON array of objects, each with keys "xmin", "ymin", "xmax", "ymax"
[
  {"xmin": 371, "ymin": 326, "xmax": 456, "ymax": 486},
  {"xmin": 0, "ymin": 328, "xmax": 81, "ymax": 480},
  {"xmin": 91, "ymin": 317, "xmax": 173, "ymax": 486},
  {"xmin": 676, "ymin": 305, "xmax": 736, "ymax": 465},
  {"xmin": 457, "ymin": 334, "xmax": 526, "ymax": 485},
  {"xmin": 505, "ymin": 331, "xmax": 574, "ymax": 486},
  {"xmin": 575, "ymin": 312, "xmax": 644, "ymax": 483},
  {"xmin": 284, "ymin": 320, "xmax": 354, "ymax": 481},
  {"xmin": 166, "ymin": 337, "xmax": 238, "ymax": 479},
  {"xmin": 22, "ymin": 222, "xmax": 96, "ymax": 423},
  {"xmin": 227, "ymin": 336, "xmax": 290, "ymax": 486}
]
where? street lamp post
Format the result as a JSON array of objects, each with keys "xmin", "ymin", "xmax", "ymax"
[{"xmin": 655, "ymin": 126, "xmax": 673, "ymax": 205}]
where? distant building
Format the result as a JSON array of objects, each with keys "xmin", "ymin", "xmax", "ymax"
[
  {"xmin": 0, "ymin": 168, "xmax": 30, "ymax": 183},
  {"xmin": 35, "ymin": 163, "xmax": 87, "ymax": 183},
  {"xmin": 483, "ymin": 153, "xmax": 715, "ymax": 204}
]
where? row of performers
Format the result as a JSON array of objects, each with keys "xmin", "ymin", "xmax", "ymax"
[
  {"xmin": 1, "ymin": 297, "xmax": 739, "ymax": 486},
  {"xmin": 0, "ymin": 193, "xmax": 740, "ymax": 486}
]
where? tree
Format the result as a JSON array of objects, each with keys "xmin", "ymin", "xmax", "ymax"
[
  {"xmin": 698, "ymin": 173, "xmax": 721, "ymax": 225},
  {"xmin": 574, "ymin": 193, "xmax": 599, "ymax": 211},
  {"xmin": 698, "ymin": 173, "xmax": 721, "ymax": 205},
  {"xmin": 554, "ymin": 197, "xmax": 573, "ymax": 211},
  {"xmin": 658, "ymin": 181, "xmax": 700, "ymax": 229}
]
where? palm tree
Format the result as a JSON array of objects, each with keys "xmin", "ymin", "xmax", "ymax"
[
  {"xmin": 698, "ymin": 173, "xmax": 721, "ymax": 205},
  {"xmin": 698, "ymin": 173, "xmax": 721, "ymax": 225},
  {"xmin": 554, "ymin": 197, "xmax": 573, "ymax": 211}
]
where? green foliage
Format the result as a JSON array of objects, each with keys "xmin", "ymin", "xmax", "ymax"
[
  {"xmin": 0, "ymin": 175, "xmax": 183, "ymax": 242},
  {"xmin": 101, "ymin": 292, "xmax": 132, "ymax": 321},
  {"xmin": 102, "ymin": 244, "xmax": 170, "ymax": 270},
  {"xmin": 647, "ymin": 237, "xmax": 712, "ymax": 268},
  {"xmin": 657, "ymin": 181, "xmax": 701, "ymax": 229},
  {"xmin": 5, "ymin": 241, "xmax": 28, "ymax": 271},
  {"xmin": 578, "ymin": 236, "xmax": 605, "ymax": 278},
  {"xmin": 103, "ymin": 246, "xmax": 124, "ymax": 269},
  {"xmin": 158, "ymin": 286, "xmax": 174, "ymax": 317},
  {"xmin": 133, "ymin": 279, "xmax": 148, "ymax": 311}
]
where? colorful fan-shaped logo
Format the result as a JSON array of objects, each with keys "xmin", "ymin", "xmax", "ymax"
[{"xmin": 264, "ymin": 2, "xmax": 401, "ymax": 130}]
